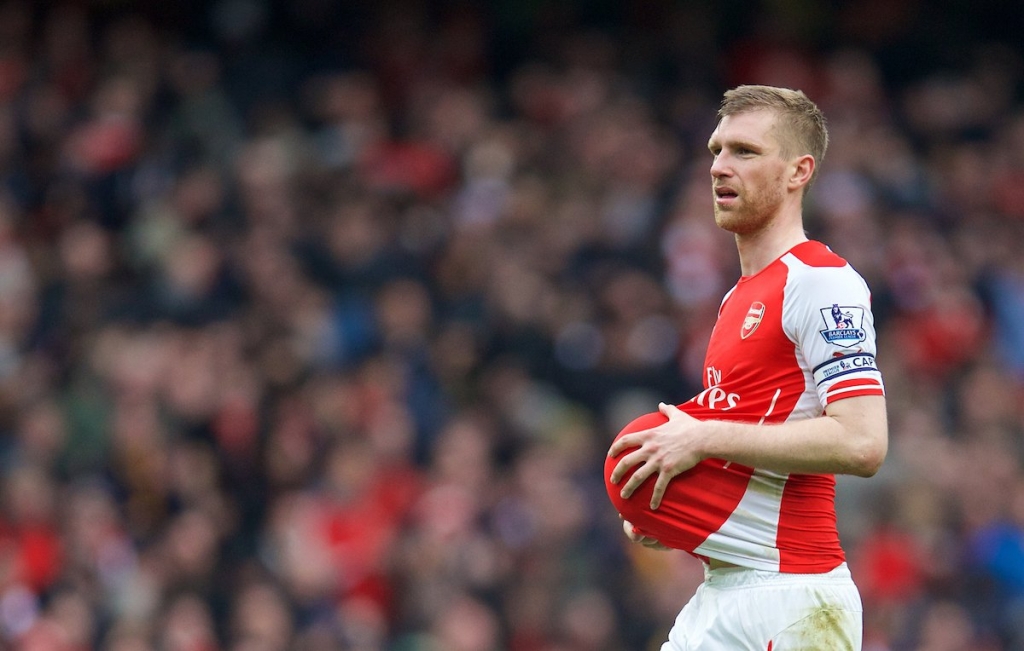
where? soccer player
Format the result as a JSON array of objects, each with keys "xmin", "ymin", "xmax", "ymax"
[{"xmin": 605, "ymin": 85, "xmax": 888, "ymax": 650}]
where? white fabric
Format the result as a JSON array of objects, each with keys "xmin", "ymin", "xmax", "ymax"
[{"xmin": 661, "ymin": 563, "xmax": 863, "ymax": 651}]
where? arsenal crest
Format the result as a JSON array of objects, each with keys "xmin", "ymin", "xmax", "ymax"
[{"xmin": 741, "ymin": 301, "xmax": 765, "ymax": 339}]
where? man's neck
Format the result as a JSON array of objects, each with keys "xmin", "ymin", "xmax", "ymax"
[{"xmin": 734, "ymin": 218, "xmax": 809, "ymax": 277}]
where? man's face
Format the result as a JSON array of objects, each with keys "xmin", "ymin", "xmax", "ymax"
[{"xmin": 706, "ymin": 110, "xmax": 790, "ymax": 235}]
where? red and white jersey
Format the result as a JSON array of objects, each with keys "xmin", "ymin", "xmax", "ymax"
[{"xmin": 608, "ymin": 240, "xmax": 884, "ymax": 573}]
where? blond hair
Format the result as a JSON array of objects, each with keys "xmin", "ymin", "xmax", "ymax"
[{"xmin": 718, "ymin": 85, "xmax": 829, "ymax": 183}]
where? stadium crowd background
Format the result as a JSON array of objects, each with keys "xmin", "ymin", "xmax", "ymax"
[{"xmin": 0, "ymin": 0, "xmax": 1022, "ymax": 649}]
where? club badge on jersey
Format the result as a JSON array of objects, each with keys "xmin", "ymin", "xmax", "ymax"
[
  {"xmin": 740, "ymin": 301, "xmax": 766, "ymax": 339},
  {"xmin": 818, "ymin": 303, "xmax": 867, "ymax": 348}
]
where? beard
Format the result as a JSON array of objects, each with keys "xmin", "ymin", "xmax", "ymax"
[{"xmin": 712, "ymin": 176, "xmax": 786, "ymax": 235}]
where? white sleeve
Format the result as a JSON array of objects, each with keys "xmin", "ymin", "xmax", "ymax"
[{"xmin": 782, "ymin": 262, "xmax": 885, "ymax": 406}]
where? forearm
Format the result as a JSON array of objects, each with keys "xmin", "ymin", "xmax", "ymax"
[
  {"xmin": 700, "ymin": 413, "xmax": 884, "ymax": 474},
  {"xmin": 607, "ymin": 396, "xmax": 888, "ymax": 508}
]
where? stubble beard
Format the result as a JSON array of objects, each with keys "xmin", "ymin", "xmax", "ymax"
[{"xmin": 712, "ymin": 178, "xmax": 786, "ymax": 236}]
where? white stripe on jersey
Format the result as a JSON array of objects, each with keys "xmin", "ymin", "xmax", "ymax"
[
  {"xmin": 758, "ymin": 388, "xmax": 783, "ymax": 425},
  {"xmin": 828, "ymin": 383, "xmax": 883, "ymax": 398},
  {"xmin": 693, "ymin": 470, "xmax": 787, "ymax": 571}
]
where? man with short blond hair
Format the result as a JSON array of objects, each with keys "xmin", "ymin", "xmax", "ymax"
[{"xmin": 606, "ymin": 85, "xmax": 887, "ymax": 650}]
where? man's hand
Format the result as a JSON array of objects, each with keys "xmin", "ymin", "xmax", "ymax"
[
  {"xmin": 621, "ymin": 517, "xmax": 670, "ymax": 551},
  {"xmin": 607, "ymin": 402, "xmax": 704, "ymax": 510}
]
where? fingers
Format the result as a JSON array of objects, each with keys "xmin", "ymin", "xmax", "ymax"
[
  {"xmin": 650, "ymin": 472, "xmax": 672, "ymax": 510},
  {"xmin": 621, "ymin": 517, "xmax": 671, "ymax": 551},
  {"xmin": 609, "ymin": 447, "xmax": 648, "ymax": 485},
  {"xmin": 659, "ymin": 401, "xmax": 682, "ymax": 418},
  {"xmin": 622, "ymin": 518, "xmax": 642, "ymax": 542},
  {"xmin": 607, "ymin": 432, "xmax": 641, "ymax": 458},
  {"xmin": 640, "ymin": 538, "xmax": 672, "ymax": 551},
  {"xmin": 616, "ymin": 462, "xmax": 672, "ymax": 509},
  {"xmin": 618, "ymin": 462, "xmax": 656, "ymax": 499}
]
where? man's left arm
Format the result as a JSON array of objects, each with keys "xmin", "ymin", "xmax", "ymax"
[{"xmin": 608, "ymin": 394, "xmax": 888, "ymax": 509}]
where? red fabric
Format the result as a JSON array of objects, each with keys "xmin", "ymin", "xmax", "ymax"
[
  {"xmin": 605, "ymin": 411, "xmax": 754, "ymax": 554},
  {"xmin": 319, "ymin": 464, "xmax": 421, "ymax": 606},
  {"xmin": 19, "ymin": 525, "xmax": 62, "ymax": 590},
  {"xmin": 788, "ymin": 240, "xmax": 847, "ymax": 268},
  {"xmin": 359, "ymin": 141, "xmax": 456, "ymax": 198},
  {"xmin": 854, "ymin": 527, "xmax": 925, "ymax": 603},
  {"xmin": 776, "ymin": 473, "xmax": 844, "ymax": 572},
  {"xmin": 67, "ymin": 118, "xmax": 141, "ymax": 173},
  {"xmin": 890, "ymin": 302, "xmax": 984, "ymax": 380},
  {"xmin": 0, "ymin": 522, "xmax": 62, "ymax": 592},
  {"xmin": 604, "ymin": 242, "xmax": 869, "ymax": 573},
  {"xmin": 825, "ymin": 377, "xmax": 885, "ymax": 404}
]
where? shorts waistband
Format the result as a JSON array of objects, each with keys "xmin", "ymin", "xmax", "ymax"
[{"xmin": 702, "ymin": 562, "xmax": 853, "ymax": 589}]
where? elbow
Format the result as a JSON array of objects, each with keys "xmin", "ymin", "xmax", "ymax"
[
  {"xmin": 850, "ymin": 440, "xmax": 887, "ymax": 478},
  {"xmin": 828, "ymin": 396, "xmax": 889, "ymax": 477},
  {"xmin": 853, "ymin": 457, "xmax": 884, "ymax": 478}
]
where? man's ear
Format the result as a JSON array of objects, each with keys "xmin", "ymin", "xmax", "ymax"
[{"xmin": 788, "ymin": 155, "xmax": 815, "ymax": 191}]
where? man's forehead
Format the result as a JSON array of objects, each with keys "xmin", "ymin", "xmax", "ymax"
[{"xmin": 709, "ymin": 110, "xmax": 779, "ymax": 146}]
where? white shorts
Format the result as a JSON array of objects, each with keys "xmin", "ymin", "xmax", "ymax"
[{"xmin": 661, "ymin": 562, "xmax": 863, "ymax": 651}]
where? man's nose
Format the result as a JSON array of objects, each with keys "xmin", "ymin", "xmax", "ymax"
[{"xmin": 710, "ymin": 154, "xmax": 730, "ymax": 177}]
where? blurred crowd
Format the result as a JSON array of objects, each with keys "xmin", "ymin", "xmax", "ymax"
[{"xmin": 0, "ymin": 1, "xmax": 1022, "ymax": 650}]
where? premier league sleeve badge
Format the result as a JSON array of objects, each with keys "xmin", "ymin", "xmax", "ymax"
[{"xmin": 818, "ymin": 303, "xmax": 867, "ymax": 348}]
